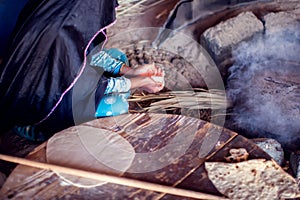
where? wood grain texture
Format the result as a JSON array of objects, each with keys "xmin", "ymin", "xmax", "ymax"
[{"xmin": 0, "ymin": 113, "xmax": 271, "ymax": 199}]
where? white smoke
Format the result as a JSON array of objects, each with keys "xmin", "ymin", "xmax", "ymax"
[{"xmin": 226, "ymin": 24, "xmax": 300, "ymax": 148}]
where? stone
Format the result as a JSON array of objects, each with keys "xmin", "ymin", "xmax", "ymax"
[
  {"xmin": 251, "ymin": 138, "xmax": 285, "ymax": 166},
  {"xmin": 0, "ymin": 172, "xmax": 6, "ymax": 189},
  {"xmin": 264, "ymin": 11, "xmax": 300, "ymax": 35},
  {"xmin": 290, "ymin": 152, "xmax": 300, "ymax": 187},
  {"xmin": 201, "ymin": 11, "xmax": 263, "ymax": 61}
]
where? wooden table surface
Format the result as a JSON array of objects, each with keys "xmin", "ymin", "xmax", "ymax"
[{"xmin": 0, "ymin": 113, "xmax": 271, "ymax": 199}]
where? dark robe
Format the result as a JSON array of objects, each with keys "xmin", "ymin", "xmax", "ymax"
[
  {"xmin": 0, "ymin": 0, "xmax": 118, "ymax": 137},
  {"xmin": 0, "ymin": 0, "xmax": 30, "ymax": 57}
]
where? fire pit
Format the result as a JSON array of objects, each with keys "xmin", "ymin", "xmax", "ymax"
[{"xmin": 226, "ymin": 59, "xmax": 300, "ymax": 151}]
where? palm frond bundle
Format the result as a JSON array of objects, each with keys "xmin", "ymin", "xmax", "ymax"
[{"xmin": 128, "ymin": 89, "xmax": 230, "ymax": 112}]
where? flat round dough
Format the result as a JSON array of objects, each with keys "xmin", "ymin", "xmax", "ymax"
[{"xmin": 46, "ymin": 125, "xmax": 135, "ymax": 188}]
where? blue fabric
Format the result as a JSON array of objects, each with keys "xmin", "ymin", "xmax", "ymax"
[
  {"xmin": 90, "ymin": 48, "xmax": 129, "ymax": 75},
  {"xmin": 95, "ymin": 92, "xmax": 130, "ymax": 117},
  {"xmin": 13, "ymin": 125, "xmax": 46, "ymax": 142},
  {"xmin": 90, "ymin": 51, "xmax": 123, "ymax": 74},
  {"xmin": 95, "ymin": 48, "xmax": 130, "ymax": 118},
  {"xmin": 104, "ymin": 76, "xmax": 131, "ymax": 94},
  {"xmin": 0, "ymin": 0, "xmax": 30, "ymax": 57},
  {"xmin": 104, "ymin": 48, "xmax": 129, "ymax": 75}
]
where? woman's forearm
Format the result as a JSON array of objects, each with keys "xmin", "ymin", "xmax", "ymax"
[
  {"xmin": 129, "ymin": 76, "xmax": 148, "ymax": 89},
  {"xmin": 119, "ymin": 64, "xmax": 133, "ymax": 76}
]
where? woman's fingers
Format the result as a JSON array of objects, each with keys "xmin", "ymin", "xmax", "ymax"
[
  {"xmin": 150, "ymin": 79, "xmax": 164, "ymax": 92},
  {"xmin": 152, "ymin": 64, "xmax": 164, "ymax": 76},
  {"xmin": 133, "ymin": 63, "xmax": 164, "ymax": 77},
  {"xmin": 142, "ymin": 77, "xmax": 164, "ymax": 93},
  {"xmin": 154, "ymin": 65, "xmax": 163, "ymax": 76}
]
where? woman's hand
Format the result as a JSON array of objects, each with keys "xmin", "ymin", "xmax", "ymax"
[
  {"xmin": 132, "ymin": 63, "xmax": 163, "ymax": 77},
  {"xmin": 120, "ymin": 63, "xmax": 165, "ymax": 93},
  {"xmin": 120, "ymin": 63, "xmax": 163, "ymax": 77},
  {"xmin": 130, "ymin": 76, "xmax": 164, "ymax": 93}
]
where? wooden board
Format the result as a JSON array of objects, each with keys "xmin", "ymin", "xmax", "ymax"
[{"xmin": 0, "ymin": 113, "xmax": 271, "ymax": 199}]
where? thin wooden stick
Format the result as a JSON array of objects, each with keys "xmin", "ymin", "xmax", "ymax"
[{"xmin": 0, "ymin": 154, "xmax": 227, "ymax": 200}]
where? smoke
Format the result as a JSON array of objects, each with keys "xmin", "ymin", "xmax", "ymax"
[{"xmin": 226, "ymin": 24, "xmax": 300, "ymax": 147}]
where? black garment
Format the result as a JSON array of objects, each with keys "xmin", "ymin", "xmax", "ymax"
[
  {"xmin": 0, "ymin": 0, "xmax": 118, "ymax": 137},
  {"xmin": 0, "ymin": 0, "xmax": 30, "ymax": 57}
]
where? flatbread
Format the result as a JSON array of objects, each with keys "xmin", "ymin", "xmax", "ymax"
[
  {"xmin": 46, "ymin": 125, "xmax": 135, "ymax": 188},
  {"xmin": 205, "ymin": 159, "xmax": 300, "ymax": 200}
]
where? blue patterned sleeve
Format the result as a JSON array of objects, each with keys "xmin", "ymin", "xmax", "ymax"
[
  {"xmin": 104, "ymin": 76, "xmax": 131, "ymax": 94},
  {"xmin": 90, "ymin": 51, "xmax": 123, "ymax": 75}
]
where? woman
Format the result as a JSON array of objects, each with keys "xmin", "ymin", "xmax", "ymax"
[{"xmin": 0, "ymin": 0, "xmax": 164, "ymax": 141}]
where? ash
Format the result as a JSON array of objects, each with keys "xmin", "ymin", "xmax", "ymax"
[{"xmin": 226, "ymin": 24, "xmax": 300, "ymax": 150}]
